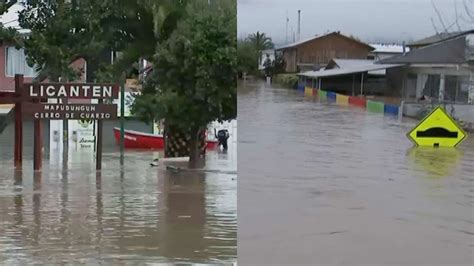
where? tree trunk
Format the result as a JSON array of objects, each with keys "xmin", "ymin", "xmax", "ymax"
[
  {"xmin": 164, "ymin": 122, "xmax": 208, "ymax": 168},
  {"xmin": 188, "ymin": 127, "xmax": 206, "ymax": 169},
  {"xmin": 164, "ymin": 123, "xmax": 190, "ymax": 158}
]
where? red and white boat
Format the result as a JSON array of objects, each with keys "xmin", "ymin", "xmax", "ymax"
[{"xmin": 113, "ymin": 127, "xmax": 218, "ymax": 150}]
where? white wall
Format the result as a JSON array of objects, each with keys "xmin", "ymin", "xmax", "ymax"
[
  {"xmin": 403, "ymin": 103, "xmax": 474, "ymax": 125},
  {"xmin": 259, "ymin": 50, "xmax": 275, "ymax": 70},
  {"xmin": 208, "ymin": 120, "xmax": 237, "ymax": 143}
]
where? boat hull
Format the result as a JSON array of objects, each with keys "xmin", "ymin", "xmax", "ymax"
[{"xmin": 113, "ymin": 128, "xmax": 218, "ymax": 150}]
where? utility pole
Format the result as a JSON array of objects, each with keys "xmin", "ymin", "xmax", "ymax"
[
  {"xmin": 286, "ymin": 10, "xmax": 289, "ymax": 44},
  {"xmin": 297, "ymin": 10, "xmax": 301, "ymax": 41}
]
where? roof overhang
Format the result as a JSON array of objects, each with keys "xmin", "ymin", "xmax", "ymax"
[{"xmin": 297, "ymin": 64, "xmax": 403, "ymax": 78}]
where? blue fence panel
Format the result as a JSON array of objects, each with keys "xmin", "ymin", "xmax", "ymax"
[
  {"xmin": 327, "ymin": 91, "xmax": 337, "ymax": 100},
  {"xmin": 384, "ymin": 104, "xmax": 399, "ymax": 116},
  {"xmin": 297, "ymin": 84, "xmax": 305, "ymax": 91}
]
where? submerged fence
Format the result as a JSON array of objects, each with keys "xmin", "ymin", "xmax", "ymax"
[{"xmin": 302, "ymin": 86, "xmax": 400, "ymax": 117}]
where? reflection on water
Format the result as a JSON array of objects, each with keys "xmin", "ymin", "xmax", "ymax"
[
  {"xmin": 238, "ymin": 80, "xmax": 474, "ymax": 265},
  {"xmin": 408, "ymin": 147, "xmax": 463, "ymax": 179},
  {"xmin": 0, "ymin": 143, "xmax": 236, "ymax": 264}
]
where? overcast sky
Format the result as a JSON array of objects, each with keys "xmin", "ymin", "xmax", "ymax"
[{"xmin": 237, "ymin": 0, "xmax": 473, "ymax": 45}]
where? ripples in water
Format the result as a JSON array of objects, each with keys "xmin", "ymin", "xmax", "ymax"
[
  {"xmin": 0, "ymin": 147, "xmax": 236, "ymax": 264},
  {"xmin": 238, "ymin": 81, "xmax": 474, "ymax": 265}
]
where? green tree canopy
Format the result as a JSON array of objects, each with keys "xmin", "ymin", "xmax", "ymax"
[
  {"xmin": 14, "ymin": 0, "xmax": 188, "ymax": 81},
  {"xmin": 134, "ymin": 0, "xmax": 236, "ymax": 165},
  {"xmin": 236, "ymin": 31, "xmax": 275, "ymax": 76},
  {"xmin": 237, "ymin": 39, "xmax": 259, "ymax": 75},
  {"xmin": 1, "ymin": 0, "xmax": 237, "ymax": 166},
  {"xmin": 132, "ymin": 0, "xmax": 236, "ymax": 162},
  {"xmin": 247, "ymin": 31, "xmax": 274, "ymax": 51}
]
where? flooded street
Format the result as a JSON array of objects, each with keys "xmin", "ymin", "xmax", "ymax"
[
  {"xmin": 0, "ymin": 130, "xmax": 236, "ymax": 264},
  {"xmin": 238, "ymin": 81, "xmax": 474, "ymax": 265}
]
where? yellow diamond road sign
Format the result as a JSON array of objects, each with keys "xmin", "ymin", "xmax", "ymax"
[{"xmin": 407, "ymin": 106, "xmax": 467, "ymax": 148}]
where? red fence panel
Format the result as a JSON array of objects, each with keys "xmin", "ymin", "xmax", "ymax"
[{"xmin": 348, "ymin": 96, "xmax": 367, "ymax": 108}]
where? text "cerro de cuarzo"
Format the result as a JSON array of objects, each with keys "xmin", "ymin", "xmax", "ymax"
[{"xmin": 33, "ymin": 111, "xmax": 112, "ymax": 119}]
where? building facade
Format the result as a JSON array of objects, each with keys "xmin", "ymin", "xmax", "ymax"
[
  {"xmin": 381, "ymin": 31, "xmax": 474, "ymax": 124},
  {"xmin": 276, "ymin": 32, "xmax": 374, "ymax": 73},
  {"xmin": 407, "ymin": 31, "xmax": 470, "ymax": 50}
]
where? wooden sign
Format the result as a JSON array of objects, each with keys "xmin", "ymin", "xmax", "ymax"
[
  {"xmin": 8, "ymin": 75, "xmax": 121, "ymax": 172},
  {"xmin": 22, "ymin": 103, "xmax": 118, "ymax": 120},
  {"xmin": 23, "ymin": 83, "xmax": 119, "ymax": 99}
]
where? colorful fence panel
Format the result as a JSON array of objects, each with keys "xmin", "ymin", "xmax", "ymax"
[
  {"xmin": 348, "ymin": 96, "xmax": 367, "ymax": 108},
  {"xmin": 327, "ymin": 91, "xmax": 337, "ymax": 101},
  {"xmin": 308, "ymin": 88, "xmax": 400, "ymax": 116},
  {"xmin": 384, "ymin": 104, "xmax": 399, "ymax": 116},
  {"xmin": 366, "ymin": 100, "xmax": 385, "ymax": 113},
  {"xmin": 297, "ymin": 84, "xmax": 305, "ymax": 91},
  {"xmin": 313, "ymin": 88, "xmax": 318, "ymax": 96},
  {"xmin": 319, "ymin": 90, "xmax": 327, "ymax": 100},
  {"xmin": 336, "ymin": 94, "xmax": 349, "ymax": 105}
]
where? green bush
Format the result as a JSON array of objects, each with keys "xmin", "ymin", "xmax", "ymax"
[{"xmin": 274, "ymin": 74, "xmax": 298, "ymax": 89}]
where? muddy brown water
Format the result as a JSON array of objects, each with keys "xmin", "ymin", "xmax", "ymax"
[
  {"xmin": 238, "ymin": 80, "xmax": 474, "ymax": 265},
  {"xmin": 0, "ymin": 139, "xmax": 236, "ymax": 264}
]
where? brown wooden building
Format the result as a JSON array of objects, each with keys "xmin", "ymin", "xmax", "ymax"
[{"xmin": 276, "ymin": 32, "xmax": 374, "ymax": 73}]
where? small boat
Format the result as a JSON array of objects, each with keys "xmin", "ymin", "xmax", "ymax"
[{"xmin": 113, "ymin": 127, "xmax": 218, "ymax": 150}]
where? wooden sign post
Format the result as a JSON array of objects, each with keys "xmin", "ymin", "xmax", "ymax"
[
  {"xmin": 14, "ymin": 75, "xmax": 23, "ymax": 168},
  {"xmin": 33, "ymin": 98, "xmax": 42, "ymax": 171},
  {"xmin": 11, "ymin": 75, "xmax": 119, "ymax": 171}
]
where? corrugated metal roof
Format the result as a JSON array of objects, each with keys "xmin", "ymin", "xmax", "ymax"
[
  {"xmin": 408, "ymin": 30, "xmax": 474, "ymax": 47},
  {"xmin": 329, "ymin": 59, "xmax": 375, "ymax": 69},
  {"xmin": 380, "ymin": 36, "xmax": 468, "ymax": 64},
  {"xmin": 370, "ymin": 44, "xmax": 408, "ymax": 53},
  {"xmin": 275, "ymin": 32, "xmax": 373, "ymax": 51},
  {"xmin": 329, "ymin": 59, "xmax": 390, "ymax": 75},
  {"xmin": 297, "ymin": 63, "xmax": 402, "ymax": 78},
  {"xmin": 276, "ymin": 35, "xmax": 324, "ymax": 50}
]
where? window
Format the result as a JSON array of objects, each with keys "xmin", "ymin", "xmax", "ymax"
[
  {"xmin": 445, "ymin": 75, "xmax": 469, "ymax": 103},
  {"xmin": 6, "ymin": 47, "xmax": 38, "ymax": 77},
  {"xmin": 405, "ymin": 74, "xmax": 417, "ymax": 99},
  {"xmin": 421, "ymin": 74, "xmax": 440, "ymax": 99}
]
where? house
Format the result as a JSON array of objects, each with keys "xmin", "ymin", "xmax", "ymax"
[
  {"xmin": 380, "ymin": 30, "xmax": 474, "ymax": 124},
  {"xmin": 297, "ymin": 58, "xmax": 401, "ymax": 97},
  {"xmin": 368, "ymin": 43, "xmax": 408, "ymax": 61},
  {"xmin": 275, "ymin": 31, "xmax": 374, "ymax": 73},
  {"xmin": 0, "ymin": 2, "xmax": 115, "ymax": 92},
  {"xmin": 407, "ymin": 30, "xmax": 472, "ymax": 50},
  {"xmin": 0, "ymin": 2, "xmax": 37, "ymax": 92}
]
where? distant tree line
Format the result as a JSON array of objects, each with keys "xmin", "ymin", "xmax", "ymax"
[{"xmin": 237, "ymin": 31, "xmax": 286, "ymax": 78}]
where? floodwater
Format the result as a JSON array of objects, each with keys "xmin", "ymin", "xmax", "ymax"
[
  {"xmin": 0, "ymin": 125, "xmax": 237, "ymax": 264},
  {"xmin": 238, "ymin": 80, "xmax": 474, "ymax": 265}
]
